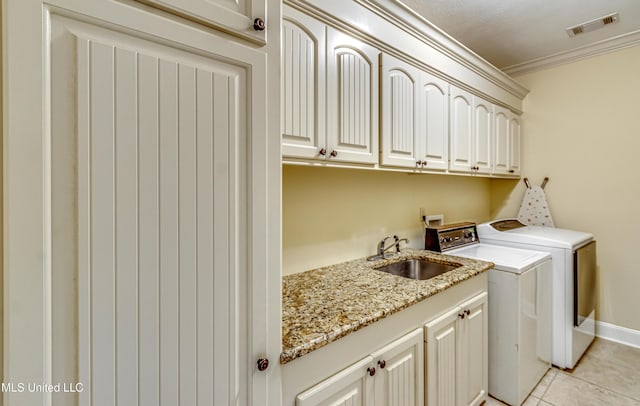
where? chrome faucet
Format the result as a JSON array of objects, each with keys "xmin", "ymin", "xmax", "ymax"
[{"xmin": 368, "ymin": 235, "xmax": 410, "ymax": 261}]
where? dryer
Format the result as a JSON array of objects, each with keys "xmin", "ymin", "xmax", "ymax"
[{"xmin": 477, "ymin": 219, "xmax": 596, "ymax": 369}]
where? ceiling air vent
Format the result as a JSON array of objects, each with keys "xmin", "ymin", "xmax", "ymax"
[{"xmin": 566, "ymin": 12, "xmax": 619, "ymax": 38}]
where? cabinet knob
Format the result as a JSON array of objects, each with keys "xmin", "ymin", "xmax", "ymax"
[
  {"xmin": 257, "ymin": 358, "xmax": 269, "ymax": 371},
  {"xmin": 367, "ymin": 367, "xmax": 376, "ymax": 376},
  {"xmin": 465, "ymin": 309, "xmax": 471, "ymax": 316},
  {"xmin": 508, "ymin": 169, "xmax": 515, "ymax": 173},
  {"xmin": 416, "ymin": 161, "xmax": 422, "ymax": 167},
  {"xmin": 253, "ymin": 17, "xmax": 266, "ymax": 31},
  {"xmin": 378, "ymin": 360, "xmax": 386, "ymax": 369},
  {"xmin": 458, "ymin": 312, "xmax": 466, "ymax": 319},
  {"xmin": 422, "ymin": 161, "xmax": 428, "ymax": 166},
  {"xmin": 329, "ymin": 150, "xmax": 338, "ymax": 158},
  {"xmin": 318, "ymin": 148, "xmax": 327, "ymax": 156}
]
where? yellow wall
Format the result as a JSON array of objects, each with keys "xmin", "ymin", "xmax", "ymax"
[
  {"xmin": 490, "ymin": 44, "xmax": 640, "ymax": 331},
  {"xmin": 283, "ymin": 165, "xmax": 492, "ymax": 274}
]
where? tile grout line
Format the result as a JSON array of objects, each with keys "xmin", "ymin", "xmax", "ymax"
[{"xmin": 556, "ymin": 369, "xmax": 640, "ymax": 404}]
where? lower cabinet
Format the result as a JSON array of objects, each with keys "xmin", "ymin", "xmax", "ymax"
[
  {"xmin": 296, "ymin": 328, "xmax": 424, "ymax": 406},
  {"xmin": 425, "ymin": 292, "xmax": 488, "ymax": 406}
]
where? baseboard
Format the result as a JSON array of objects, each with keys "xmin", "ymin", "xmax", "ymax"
[{"xmin": 596, "ymin": 321, "xmax": 640, "ymax": 349}]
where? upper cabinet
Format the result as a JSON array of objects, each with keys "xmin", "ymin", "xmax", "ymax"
[
  {"xmin": 280, "ymin": 4, "xmax": 526, "ymax": 178},
  {"xmin": 380, "ymin": 54, "xmax": 449, "ymax": 171},
  {"xmin": 326, "ymin": 28, "xmax": 380, "ymax": 164},
  {"xmin": 281, "ymin": 10, "xmax": 379, "ymax": 165},
  {"xmin": 493, "ymin": 106, "xmax": 521, "ymax": 176},
  {"xmin": 281, "ymin": 7, "xmax": 326, "ymax": 159},
  {"xmin": 138, "ymin": 0, "xmax": 267, "ymax": 43}
]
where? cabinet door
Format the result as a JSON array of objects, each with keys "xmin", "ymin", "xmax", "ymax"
[
  {"xmin": 449, "ymin": 87, "xmax": 473, "ymax": 172},
  {"xmin": 326, "ymin": 28, "xmax": 380, "ymax": 164},
  {"xmin": 418, "ymin": 72, "xmax": 450, "ymax": 171},
  {"xmin": 380, "ymin": 54, "xmax": 420, "ymax": 168},
  {"xmin": 48, "ymin": 12, "xmax": 268, "ymax": 405},
  {"xmin": 297, "ymin": 356, "xmax": 375, "ymax": 406},
  {"xmin": 372, "ymin": 328, "xmax": 424, "ymax": 406},
  {"xmin": 493, "ymin": 105, "xmax": 510, "ymax": 175},
  {"xmin": 137, "ymin": 0, "xmax": 267, "ymax": 43},
  {"xmin": 282, "ymin": 7, "xmax": 326, "ymax": 159},
  {"xmin": 457, "ymin": 292, "xmax": 488, "ymax": 406},
  {"xmin": 472, "ymin": 97, "xmax": 492, "ymax": 174},
  {"xmin": 509, "ymin": 115, "xmax": 522, "ymax": 175},
  {"xmin": 425, "ymin": 308, "xmax": 460, "ymax": 406}
]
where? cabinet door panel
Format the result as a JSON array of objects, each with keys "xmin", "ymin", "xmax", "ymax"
[
  {"xmin": 425, "ymin": 309, "xmax": 459, "ymax": 406},
  {"xmin": 380, "ymin": 54, "xmax": 420, "ymax": 168},
  {"xmin": 327, "ymin": 28, "xmax": 379, "ymax": 164},
  {"xmin": 472, "ymin": 97, "xmax": 492, "ymax": 174},
  {"xmin": 282, "ymin": 7, "xmax": 325, "ymax": 159},
  {"xmin": 457, "ymin": 293, "xmax": 488, "ymax": 406},
  {"xmin": 372, "ymin": 328, "xmax": 424, "ymax": 406},
  {"xmin": 493, "ymin": 106, "xmax": 510, "ymax": 175},
  {"xmin": 510, "ymin": 115, "xmax": 522, "ymax": 175},
  {"xmin": 449, "ymin": 87, "xmax": 473, "ymax": 172},
  {"xmin": 419, "ymin": 73, "xmax": 449, "ymax": 170},
  {"xmin": 52, "ymin": 14, "xmax": 260, "ymax": 406},
  {"xmin": 296, "ymin": 357, "xmax": 374, "ymax": 406},
  {"xmin": 137, "ymin": 0, "xmax": 266, "ymax": 43}
]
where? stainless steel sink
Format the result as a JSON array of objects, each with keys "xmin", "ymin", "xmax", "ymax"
[{"xmin": 375, "ymin": 259, "xmax": 460, "ymax": 280}]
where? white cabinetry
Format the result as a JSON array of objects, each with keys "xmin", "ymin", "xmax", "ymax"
[
  {"xmin": 493, "ymin": 106, "xmax": 521, "ymax": 176},
  {"xmin": 449, "ymin": 87, "xmax": 493, "ymax": 174},
  {"xmin": 4, "ymin": 1, "xmax": 280, "ymax": 405},
  {"xmin": 425, "ymin": 292, "xmax": 488, "ymax": 406},
  {"xmin": 297, "ymin": 329, "xmax": 424, "ymax": 406},
  {"xmin": 282, "ymin": 14, "xmax": 379, "ymax": 165},
  {"xmin": 380, "ymin": 54, "xmax": 449, "ymax": 171},
  {"xmin": 282, "ymin": 6, "xmax": 326, "ymax": 159},
  {"xmin": 138, "ymin": 0, "xmax": 267, "ymax": 43}
]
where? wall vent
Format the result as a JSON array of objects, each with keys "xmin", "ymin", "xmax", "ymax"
[{"xmin": 566, "ymin": 12, "xmax": 619, "ymax": 38}]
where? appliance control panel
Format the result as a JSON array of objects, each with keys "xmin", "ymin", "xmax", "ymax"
[{"xmin": 425, "ymin": 222, "xmax": 479, "ymax": 252}]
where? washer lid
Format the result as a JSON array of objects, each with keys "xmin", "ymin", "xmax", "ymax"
[
  {"xmin": 477, "ymin": 219, "xmax": 594, "ymax": 249},
  {"xmin": 448, "ymin": 243, "xmax": 551, "ymax": 273}
]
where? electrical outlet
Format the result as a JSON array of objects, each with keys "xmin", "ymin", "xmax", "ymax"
[{"xmin": 425, "ymin": 214, "xmax": 444, "ymax": 227}]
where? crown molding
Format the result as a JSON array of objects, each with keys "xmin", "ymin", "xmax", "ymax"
[{"xmin": 503, "ymin": 29, "xmax": 640, "ymax": 76}]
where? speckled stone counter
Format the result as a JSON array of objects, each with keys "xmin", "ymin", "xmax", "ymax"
[{"xmin": 281, "ymin": 248, "xmax": 493, "ymax": 364}]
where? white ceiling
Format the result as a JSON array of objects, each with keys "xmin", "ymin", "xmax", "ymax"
[{"xmin": 398, "ymin": 0, "xmax": 640, "ymax": 74}]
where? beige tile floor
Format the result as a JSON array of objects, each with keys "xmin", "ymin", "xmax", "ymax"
[{"xmin": 485, "ymin": 338, "xmax": 640, "ymax": 406}]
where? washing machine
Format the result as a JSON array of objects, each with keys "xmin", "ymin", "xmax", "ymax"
[
  {"xmin": 477, "ymin": 219, "xmax": 596, "ymax": 369},
  {"xmin": 426, "ymin": 223, "xmax": 552, "ymax": 406}
]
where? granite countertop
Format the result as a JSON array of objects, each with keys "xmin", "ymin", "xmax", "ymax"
[{"xmin": 281, "ymin": 248, "xmax": 493, "ymax": 364}]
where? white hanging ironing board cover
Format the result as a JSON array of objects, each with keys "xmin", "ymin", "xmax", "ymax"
[{"xmin": 517, "ymin": 184, "xmax": 555, "ymax": 227}]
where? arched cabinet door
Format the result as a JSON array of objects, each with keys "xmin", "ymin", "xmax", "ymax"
[
  {"xmin": 493, "ymin": 105, "xmax": 511, "ymax": 175},
  {"xmin": 472, "ymin": 96, "xmax": 493, "ymax": 174},
  {"xmin": 419, "ymin": 73, "xmax": 450, "ymax": 171},
  {"xmin": 281, "ymin": 6, "xmax": 326, "ymax": 159},
  {"xmin": 449, "ymin": 87, "xmax": 473, "ymax": 172},
  {"xmin": 326, "ymin": 27, "xmax": 380, "ymax": 165},
  {"xmin": 380, "ymin": 53, "xmax": 420, "ymax": 168}
]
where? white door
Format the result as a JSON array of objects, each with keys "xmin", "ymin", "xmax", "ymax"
[
  {"xmin": 472, "ymin": 97, "xmax": 492, "ymax": 174},
  {"xmin": 457, "ymin": 293, "xmax": 488, "ymax": 406},
  {"xmin": 138, "ymin": 0, "xmax": 267, "ymax": 43},
  {"xmin": 418, "ymin": 72, "xmax": 450, "ymax": 171},
  {"xmin": 493, "ymin": 105, "xmax": 510, "ymax": 175},
  {"xmin": 5, "ymin": 2, "xmax": 278, "ymax": 404},
  {"xmin": 425, "ymin": 308, "xmax": 459, "ymax": 406},
  {"xmin": 449, "ymin": 87, "xmax": 473, "ymax": 172},
  {"xmin": 380, "ymin": 54, "xmax": 420, "ymax": 168},
  {"xmin": 372, "ymin": 328, "xmax": 424, "ymax": 406},
  {"xmin": 296, "ymin": 357, "xmax": 375, "ymax": 406},
  {"xmin": 326, "ymin": 27, "xmax": 380, "ymax": 164},
  {"xmin": 282, "ymin": 7, "xmax": 326, "ymax": 159}
]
